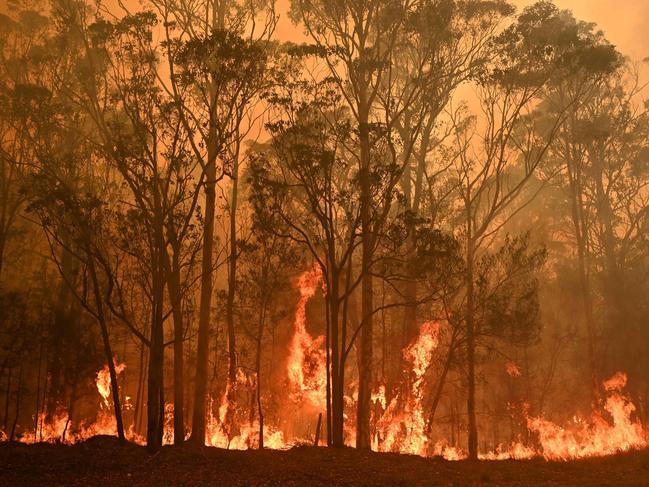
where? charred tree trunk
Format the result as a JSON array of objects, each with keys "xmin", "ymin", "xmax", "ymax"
[
  {"xmin": 466, "ymin": 236, "xmax": 478, "ymax": 460},
  {"xmin": 46, "ymin": 246, "xmax": 79, "ymax": 419},
  {"xmin": 165, "ymin": 245, "xmax": 185, "ymax": 445},
  {"xmin": 426, "ymin": 330, "xmax": 457, "ymax": 438},
  {"xmin": 225, "ymin": 153, "xmax": 239, "ymax": 432},
  {"xmin": 87, "ymin": 254, "xmax": 125, "ymax": 443},
  {"xmin": 255, "ymin": 302, "xmax": 265, "ymax": 449},
  {"xmin": 329, "ymin": 275, "xmax": 345, "ymax": 447},
  {"xmin": 357, "ymin": 97, "xmax": 373, "ymax": 450},
  {"xmin": 189, "ymin": 0, "xmax": 226, "ymax": 442},
  {"xmin": 566, "ymin": 153, "xmax": 599, "ymax": 401},
  {"xmin": 133, "ymin": 340, "xmax": 145, "ymax": 436},
  {"xmin": 3, "ymin": 367, "xmax": 11, "ymax": 431},
  {"xmin": 9, "ymin": 358, "xmax": 22, "ymax": 442},
  {"xmin": 147, "ymin": 220, "xmax": 167, "ymax": 450},
  {"xmin": 190, "ymin": 147, "xmax": 217, "ymax": 446}
]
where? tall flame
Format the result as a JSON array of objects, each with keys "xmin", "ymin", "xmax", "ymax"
[
  {"xmin": 96, "ymin": 361, "xmax": 126, "ymax": 408},
  {"xmin": 374, "ymin": 321, "xmax": 441, "ymax": 456},
  {"xmin": 286, "ymin": 263, "xmax": 327, "ymax": 411}
]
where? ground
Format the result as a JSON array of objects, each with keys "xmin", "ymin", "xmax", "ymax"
[{"xmin": 1, "ymin": 437, "xmax": 648, "ymax": 486}]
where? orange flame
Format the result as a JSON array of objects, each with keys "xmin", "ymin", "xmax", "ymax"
[
  {"xmin": 286, "ymin": 263, "xmax": 327, "ymax": 411},
  {"xmin": 523, "ymin": 372, "xmax": 647, "ymax": 460},
  {"xmin": 374, "ymin": 321, "xmax": 441, "ymax": 456},
  {"xmin": 3, "ymin": 275, "xmax": 648, "ymax": 464},
  {"xmin": 96, "ymin": 360, "xmax": 126, "ymax": 408}
]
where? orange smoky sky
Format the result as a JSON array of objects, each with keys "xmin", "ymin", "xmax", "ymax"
[
  {"xmin": 532, "ymin": 0, "xmax": 649, "ymax": 60},
  {"xmin": 276, "ymin": 0, "xmax": 649, "ymax": 61}
]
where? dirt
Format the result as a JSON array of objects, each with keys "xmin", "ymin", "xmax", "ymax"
[{"xmin": 1, "ymin": 437, "xmax": 648, "ymax": 486}]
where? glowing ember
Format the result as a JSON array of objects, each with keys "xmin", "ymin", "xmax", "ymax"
[{"xmin": 506, "ymin": 361, "xmax": 522, "ymax": 378}]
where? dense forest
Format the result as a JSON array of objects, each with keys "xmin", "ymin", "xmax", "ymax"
[{"xmin": 0, "ymin": 0, "xmax": 648, "ymax": 464}]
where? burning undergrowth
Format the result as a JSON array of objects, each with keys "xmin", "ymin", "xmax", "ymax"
[{"xmin": 2, "ymin": 266, "xmax": 647, "ymax": 462}]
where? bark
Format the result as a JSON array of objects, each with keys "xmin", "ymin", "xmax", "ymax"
[
  {"xmin": 3, "ymin": 367, "xmax": 11, "ymax": 431},
  {"xmin": 189, "ymin": 0, "xmax": 226, "ymax": 440},
  {"xmin": 426, "ymin": 330, "xmax": 457, "ymax": 438},
  {"xmin": 328, "ymin": 269, "xmax": 344, "ymax": 447},
  {"xmin": 133, "ymin": 340, "xmax": 146, "ymax": 436},
  {"xmin": 34, "ymin": 334, "xmax": 44, "ymax": 440},
  {"xmin": 592, "ymin": 150, "xmax": 624, "ymax": 341},
  {"xmin": 146, "ymin": 220, "xmax": 167, "ymax": 450},
  {"xmin": 46, "ymin": 246, "xmax": 79, "ymax": 418},
  {"xmin": 566, "ymin": 148, "xmax": 600, "ymax": 401},
  {"xmin": 314, "ymin": 413, "xmax": 323, "ymax": 446},
  {"xmin": 9, "ymin": 359, "xmax": 22, "ymax": 442},
  {"xmin": 255, "ymin": 302, "xmax": 265, "ymax": 449}
]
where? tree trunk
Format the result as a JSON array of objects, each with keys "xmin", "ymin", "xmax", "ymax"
[
  {"xmin": 329, "ymin": 278, "xmax": 345, "ymax": 447},
  {"xmin": 356, "ymin": 96, "xmax": 373, "ymax": 450},
  {"xmin": 566, "ymin": 154, "xmax": 599, "ymax": 401},
  {"xmin": 87, "ymin": 255, "xmax": 125, "ymax": 443},
  {"xmin": 134, "ymin": 340, "xmax": 146, "ymax": 436},
  {"xmin": 225, "ymin": 153, "xmax": 239, "ymax": 432},
  {"xmin": 255, "ymin": 303, "xmax": 265, "ymax": 449},
  {"xmin": 190, "ymin": 156, "xmax": 217, "ymax": 445},
  {"xmin": 9, "ymin": 359, "xmax": 22, "ymax": 442},
  {"xmin": 46, "ymin": 245, "xmax": 78, "ymax": 419},
  {"xmin": 426, "ymin": 330, "xmax": 457, "ymax": 439},
  {"xmin": 3, "ymin": 367, "xmax": 11, "ymax": 431},
  {"xmin": 165, "ymin": 246, "xmax": 185, "ymax": 445},
  {"xmin": 466, "ymin": 238, "xmax": 478, "ymax": 460},
  {"xmin": 147, "ymin": 217, "xmax": 167, "ymax": 450}
]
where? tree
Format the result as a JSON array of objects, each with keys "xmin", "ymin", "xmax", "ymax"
[
  {"xmin": 446, "ymin": 0, "xmax": 620, "ymax": 458},
  {"xmin": 251, "ymin": 71, "xmax": 362, "ymax": 446},
  {"xmin": 155, "ymin": 0, "xmax": 277, "ymax": 443},
  {"xmin": 288, "ymin": 0, "xmax": 483, "ymax": 449}
]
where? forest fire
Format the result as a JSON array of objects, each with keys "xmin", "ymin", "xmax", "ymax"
[
  {"xmin": 6, "ymin": 305, "xmax": 639, "ymax": 476},
  {"xmin": 373, "ymin": 321, "xmax": 441, "ymax": 456},
  {"xmin": 3, "ymin": 272, "xmax": 645, "ymax": 463},
  {"xmin": 523, "ymin": 373, "xmax": 647, "ymax": 460},
  {"xmin": 1, "ymin": 0, "xmax": 649, "ymax": 484}
]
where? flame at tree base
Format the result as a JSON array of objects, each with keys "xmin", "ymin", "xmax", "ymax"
[
  {"xmin": 2, "ymin": 269, "xmax": 647, "ymax": 461},
  {"xmin": 3, "ymin": 363, "xmax": 647, "ymax": 461}
]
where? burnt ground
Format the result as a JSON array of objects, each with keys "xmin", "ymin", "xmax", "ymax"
[{"xmin": 1, "ymin": 437, "xmax": 648, "ymax": 486}]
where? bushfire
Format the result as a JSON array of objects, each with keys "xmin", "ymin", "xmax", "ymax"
[{"xmin": 2, "ymin": 267, "xmax": 647, "ymax": 461}]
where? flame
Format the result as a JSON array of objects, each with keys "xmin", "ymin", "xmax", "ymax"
[
  {"xmin": 374, "ymin": 321, "xmax": 441, "ymax": 456},
  {"xmin": 286, "ymin": 263, "xmax": 327, "ymax": 411},
  {"xmin": 96, "ymin": 360, "xmax": 126, "ymax": 408},
  {"xmin": 2, "ymin": 271, "xmax": 647, "ymax": 464},
  {"xmin": 433, "ymin": 441, "xmax": 468, "ymax": 461},
  {"xmin": 523, "ymin": 373, "xmax": 647, "ymax": 460},
  {"xmin": 205, "ymin": 379, "xmax": 289, "ymax": 450}
]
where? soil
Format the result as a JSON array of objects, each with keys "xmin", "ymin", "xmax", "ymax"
[{"xmin": 1, "ymin": 436, "xmax": 648, "ymax": 486}]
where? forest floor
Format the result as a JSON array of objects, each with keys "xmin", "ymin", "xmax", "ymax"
[{"xmin": 1, "ymin": 436, "xmax": 648, "ymax": 486}]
